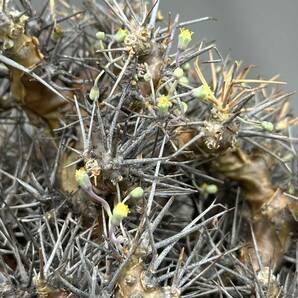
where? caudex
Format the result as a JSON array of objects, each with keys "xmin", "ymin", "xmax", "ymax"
[{"xmin": 0, "ymin": 0, "xmax": 297, "ymax": 297}]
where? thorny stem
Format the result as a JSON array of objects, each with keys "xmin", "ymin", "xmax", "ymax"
[{"xmin": 0, "ymin": 1, "xmax": 297, "ymax": 297}]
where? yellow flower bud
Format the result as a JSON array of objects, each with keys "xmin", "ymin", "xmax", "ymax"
[
  {"xmin": 192, "ymin": 84, "xmax": 214, "ymax": 101},
  {"xmin": 178, "ymin": 28, "xmax": 193, "ymax": 51}
]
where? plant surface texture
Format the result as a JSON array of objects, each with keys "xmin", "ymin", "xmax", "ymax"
[{"xmin": 0, "ymin": 0, "xmax": 297, "ymax": 297}]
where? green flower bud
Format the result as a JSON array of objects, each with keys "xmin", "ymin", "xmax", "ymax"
[
  {"xmin": 173, "ymin": 67, "xmax": 184, "ymax": 79},
  {"xmin": 96, "ymin": 31, "xmax": 106, "ymax": 41},
  {"xmin": 201, "ymin": 183, "xmax": 218, "ymax": 194},
  {"xmin": 192, "ymin": 84, "xmax": 214, "ymax": 101},
  {"xmin": 261, "ymin": 121, "xmax": 274, "ymax": 132},
  {"xmin": 89, "ymin": 86, "xmax": 100, "ymax": 101},
  {"xmin": 114, "ymin": 28, "xmax": 128, "ymax": 43},
  {"xmin": 178, "ymin": 28, "xmax": 193, "ymax": 51},
  {"xmin": 130, "ymin": 187, "xmax": 144, "ymax": 199},
  {"xmin": 206, "ymin": 184, "xmax": 218, "ymax": 194},
  {"xmin": 75, "ymin": 168, "xmax": 92, "ymax": 190}
]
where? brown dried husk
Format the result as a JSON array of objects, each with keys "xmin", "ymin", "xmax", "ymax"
[
  {"xmin": 211, "ymin": 148, "xmax": 297, "ymax": 271},
  {"xmin": 115, "ymin": 257, "xmax": 180, "ymax": 298},
  {"xmin": 2, "ymin": 12, "xmax": 69, "ymax": 129},
  {"xmin": 175, "ymin": 128, "xmax": 297, "ymax": 272}
]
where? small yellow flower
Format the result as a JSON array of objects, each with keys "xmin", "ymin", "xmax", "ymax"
[
  {"xmin": 111, "ymin": 202, "xmax": 129, "ymax": 225},
  {"xmin": 157, "ymin": 95, "xmax": 172, "ymax": 114},
  {"xmin": 178, "ymin": 28, "xmax": 193, "ymax": 50},
  {"xmin": 113, "ymin": 202, "xmax": 129, "ymax": 218},
  {"xmin": 75, "ymin": 168, "xmax": 92, "ymax": 190}
]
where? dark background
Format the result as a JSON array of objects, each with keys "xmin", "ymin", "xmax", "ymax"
[{"xmin": 160, "ymin": 0, "xmax": 298, "ymax": 116}]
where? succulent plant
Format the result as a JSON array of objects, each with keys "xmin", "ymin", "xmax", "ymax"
[{"xmin": 0, "ymin": 0, "xmax": 297, "ymax": 297}]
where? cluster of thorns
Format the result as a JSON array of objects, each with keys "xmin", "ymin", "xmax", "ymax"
[{"xmin": 0, "ymin": 0, "xmax": 297, "ymax": 297}]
